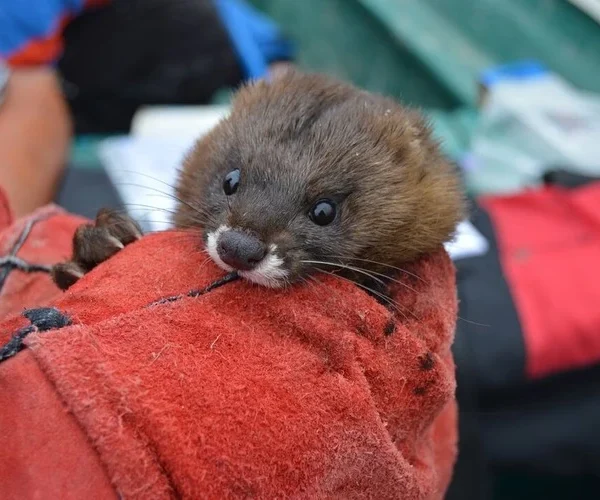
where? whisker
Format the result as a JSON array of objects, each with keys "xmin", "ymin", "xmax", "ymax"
[
  {"xmin": 91, "ymin": 220, "xmax": 204, "ymax": 237},
  {"xmin": 116, "ymin": 169, "xmax": 180, "ymax": 193},
  {"xmin": 313, "ymin": 268, "xmax": 412, "ymax": 322},
  {"xmin": 141, "ymin": 193, "xmax": 217, "ymax": 220},
  {"xmin": 324, "ymin": 256, "xmax": 487, "ymax": 327},
  {"xmin": 335, "ymin": 264, "xmax": 419, "ymax": 296},
  {"xmin": 327, "ymin": 255, "xmax": 426, "ymax": 283},
  {"xmin": 114, "ymin": 182, "xmax": 212, "ymax": 223},
  {"xmin": 302, "ymin": 260, "xmax": 419, "ymax": 320},
  {"xmin": 301, "ymin": 259, "xmax": 387, "ymax": 288},
  {"xmin": 120, "ymin": 204, "xmax": 180, "ymax": 216},
  {"xmin": 123, "ymin": 201, "xmax": 218, "ymax": 230}
]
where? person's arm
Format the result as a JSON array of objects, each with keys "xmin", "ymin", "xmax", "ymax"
[
  {"xmin": 0, "ymin": 0, "xmax": 90, "ymax": 217},
  {"xmin": 0, "ymin": 67, "xmax": 71, "ymax": 218}
]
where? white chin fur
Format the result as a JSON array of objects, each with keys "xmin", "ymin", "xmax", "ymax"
[
  {"xmin": 205, "ymin": 226, "xmax": 289, "ymax": 288},
  {"xmin": 206, "ymin": 225, "xmax": 234, "ymax": 272}
]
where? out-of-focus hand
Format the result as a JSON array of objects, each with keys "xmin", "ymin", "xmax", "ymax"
[{"xmin": 0, "ymin": 66, "xmax": 72, "ymax": 218}]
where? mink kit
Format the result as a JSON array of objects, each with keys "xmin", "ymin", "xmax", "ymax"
[{"xmin": 53, "ymin": 70, "xmax": 465, "ymax": 295}]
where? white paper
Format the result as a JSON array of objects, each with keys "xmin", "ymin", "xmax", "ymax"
[
  {"xmin": 131, "ymin": 104, "xmax": 231, "ymax": 141},
  {"xmin": 98, "ymin": 135, "xmax": 193, "ymax": 231},
  {"xmin": 444, "ymin": 220, "xmax": 489, "ymax": 260},
  {"xmin": 99, "ymin": 105, "xmax": 230, "ymax": 232}
]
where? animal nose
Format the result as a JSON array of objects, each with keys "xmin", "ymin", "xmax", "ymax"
[{"xmin": 217, "ymin": 230, "xmax": 266, "ymax": 271}]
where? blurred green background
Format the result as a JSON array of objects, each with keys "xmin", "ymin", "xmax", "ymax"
[{"xmin": 248, "ymin": 0, "xmax": 600, "ymax": 161}]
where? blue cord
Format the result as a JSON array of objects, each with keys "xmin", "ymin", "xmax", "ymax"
[{"xmin": 213, "ymin": 0, "xmax": 295, "ymax": 80}]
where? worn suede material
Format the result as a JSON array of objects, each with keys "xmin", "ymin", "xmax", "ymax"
[
  {"xmin": 0, "ymin": 196, "xmax": 458, "ymax": 499},
  {"xmin": 0, "ymin": 351, "xmax": 117, "ymax": 500},
  {"xmin": 0, "ymin": 199, "xmax": 86, "ymax": 323}
]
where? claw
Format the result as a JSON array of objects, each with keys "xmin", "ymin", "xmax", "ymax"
[
  {"xmin": 51, "ymin": 209, "xmax": 144, "ymax": 290},
  {"xmin": 51, "ymin": 262, "xmax": 85, "ymax": 291}
]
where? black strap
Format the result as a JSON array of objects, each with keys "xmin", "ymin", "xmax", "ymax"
[
  {"xmin": 0, "ymin": 216, "xmax": 53, "ymax": 294},
  {"xmin": 0, "ymin": 308, "xmax": 71, "ymax": 363}
]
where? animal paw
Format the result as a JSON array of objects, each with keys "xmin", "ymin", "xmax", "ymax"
[{"xmin": 52, "ymin": 208, "xmax": 143, "ymax": 290}]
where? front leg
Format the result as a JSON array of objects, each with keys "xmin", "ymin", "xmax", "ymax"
[{"xmin": 52, "ymin": 209, "xmax": 143, "ymax": 290}]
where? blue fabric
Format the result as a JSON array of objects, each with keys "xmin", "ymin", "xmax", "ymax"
[
  {"xmin": 0, "ymin": 0, "xmax": 294, "ymax": 76},
  {"xmin": 0, "ymin": 0, "xmax": 86, "ymax": 60},
  {"xmin": 481, "ymin": 60, "xmax": 548, "ymax": 87},
  {"xmin": 213, "ymin": 0, "xmax": 295, "ymax": 80}
]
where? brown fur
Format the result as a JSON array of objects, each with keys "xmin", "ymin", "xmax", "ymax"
[
  {"xmin": 175, "ymin": 70, "xmax": 465, "ymax": 285},
  {"xmin": 53, "ymin": 70, "xmax": 465, "ymax": 292}
]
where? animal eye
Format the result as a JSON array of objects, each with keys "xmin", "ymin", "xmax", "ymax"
[
  {"xmin": 223, "ymin": 169, "xmax": 240, "ymax": 195},
  {"xmin": 309, "ymin": 200, "xmax": 337, "ymax": 226}
]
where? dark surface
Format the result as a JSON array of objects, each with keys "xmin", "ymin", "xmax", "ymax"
[
  {"xmin": 493, "ymin": 470, "xmax": 600, "ymax": 500},
  {"xmin": 454, "ymin": 202, "xmax": 527, "ymax": 392},
  {"xmin": 456, "ymin": 194, "xmax": 600, "ymax": 478},
  {"xmin": 55, "ymin": 166, "xmax": 123, "ymax": 220},
  {"xmin": 542, "ymin": 169, "xmax": 600, "ymax": 189},
  {"xmin": 448, "ymin": 191, "xmax": 600, "ymax": 500},
  {"xmin": 445, "ymin": 320, "xmax": 493, "ymax": 500},
  {"xmin": 58, "ymin": 0, "xmax": 243, "ymax": 134}
]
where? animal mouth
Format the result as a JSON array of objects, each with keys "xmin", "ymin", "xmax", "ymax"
[{"xmin": 206, "ymin": 225, "xmax": 289, "ymax": 288}]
